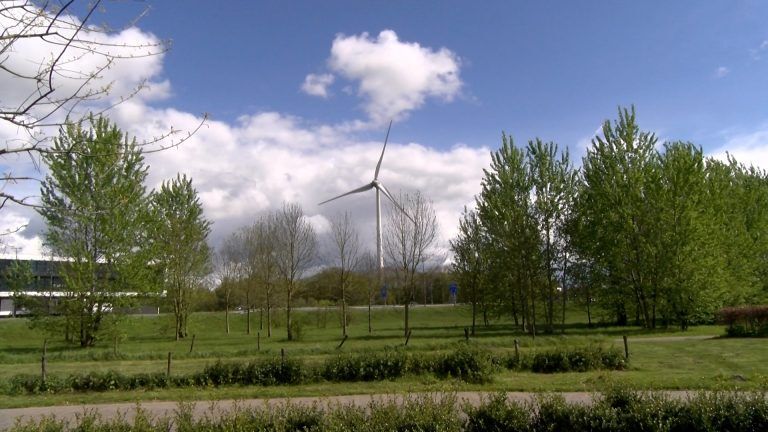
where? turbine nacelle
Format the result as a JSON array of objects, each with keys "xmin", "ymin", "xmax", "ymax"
[{"xmin": 318, "ymin": 121, "xmax": 414, "ymax": 224}]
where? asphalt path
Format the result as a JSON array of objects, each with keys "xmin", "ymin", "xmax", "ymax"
[{"xmin": 0, "ymin": 391, "xmax": 697, "ymax": 430}]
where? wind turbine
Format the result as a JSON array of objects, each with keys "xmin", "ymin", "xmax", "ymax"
[{"xmin": 318, "ymin": 120, "xmax": 413, "ymax": 292}]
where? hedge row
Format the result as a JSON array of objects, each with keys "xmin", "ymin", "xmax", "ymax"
[
  {"xmin": 4, "ymin": 344, "xmax": 626, "ymax": 395},
  {"xmin": 719, "ymin": 305, "xmax": 768, "ymax": 337},
  {"xmin": 8, "ymin": 390, "xmax": 768, "ymax": 432}
]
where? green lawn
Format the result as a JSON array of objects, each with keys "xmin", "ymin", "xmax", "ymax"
[{"xmin": 0, "ymin": 305, "xmax": 764, "ymax": 408}]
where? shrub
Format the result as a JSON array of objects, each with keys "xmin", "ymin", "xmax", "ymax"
[
  {"xmin": 464, "ymin": 393, "xmax": 532, "ymax": 432},
  {"xmin": 5, "ymin": 390, "xmax": 768, "ymax": 431},
  {"xmin": 433, "ymin": 343, "xmax": 496, "ymax": 384},
  {"xmin": 321, "ymin": 349, "xmax": 407, "ymax": 382},
  {"xmin": 530, "ymin": 345, "xmax": 626, "ymax": 373},
  {"xmin": 719, "ymin": 305, "xmax": 768, "ymax": 337}
]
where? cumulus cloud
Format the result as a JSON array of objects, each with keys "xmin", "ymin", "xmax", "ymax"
[
  {"xmin": 1, "ymin": 24, "xmax": 485, "ymax": 264},
  {"xmin": 709, "ymin": 125, "xmax": 768, "ymax": 169},
  {"xmin": 0, "ymin": 5, "xmax": 168, "ymax": 125},
  {"xmin": 714, "ymin": 66, "xmax": 730, "ymax": 78},
  {"xmin": 0, "ymin": 210, "xmax": 44, "ymax": 258},
  {"xmin": 327, "ymin": 30, "xmax": 462, "ymax": 124},
  {"xmin": 130, "ymin": 105, "xmax": 490, "ymax": 260},
  {"xmin": 301, "ymin": 73, "xmax": 335, "ymax": 97}
]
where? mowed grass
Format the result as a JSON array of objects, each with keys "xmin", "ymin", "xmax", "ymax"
[{"xmin": 0, "ymin": 305, "xmax": 765, "ymax": 408}]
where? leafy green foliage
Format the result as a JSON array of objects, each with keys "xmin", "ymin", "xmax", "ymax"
[
  {"xmin": 529, "ymin": 345, "xmax": 627, "ymax": 373},
  {"xmin": 6, "ymin": 390, "xmax": 768, "ymax": 431},
  {"xmin": 38, "ymin": 115, "xmax": 158, "ymax": 347},
  {"xmin": 151, "ymin": 174, "xmax": 211, "ymax": 340}
]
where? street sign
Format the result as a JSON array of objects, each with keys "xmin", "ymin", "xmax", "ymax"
[
  {"xmin": 449, "ymin": 282, "xmax": 458, "ymax": 297},
  {"xmin": 380, "ymin": 284, "xmax": 388, "ymax": 299}
]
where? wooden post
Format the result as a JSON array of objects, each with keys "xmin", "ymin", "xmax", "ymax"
[
  {"xmin": 464, "ymin": 327, "xmax": 469, "ymax": 341},
  {"xmin": 280, "ymin": 348, "xmax": 285, "ymax": 365},
  {"xmin": 257, "ymin": 332, "xmax": 260, "ymax": 351},
  {"xmin": 336, "ymin": 335, "xmax": 348, "ymax": 350},
  {"xmin": 166, "ymin": 352, "xmax": 172, "ymax": 377},
  {"xmin": 623, "ymin": 335, "xmax": 629, "ymax": 359},
  {"xmin": 41, "ymin": 339, "xmax": 47, "ymax": 385},
  {"xmin": 514, "ymin": 339, "xmax": 520, "ymax": 363},
  {"xmin": 404, "ymin": 329, "xmax": 412, "ymax": 346},
  {"xmin": 189, "ymin": 334, "xmax": 196, "ymax": 354}
]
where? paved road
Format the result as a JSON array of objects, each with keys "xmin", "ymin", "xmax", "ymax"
[{"xmin": 1, "ymin": 391, "xmax": 697, "ymax": 430}]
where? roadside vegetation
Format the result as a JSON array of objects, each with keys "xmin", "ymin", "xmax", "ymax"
[{"xmin": 7, "ymin": 388, "xmax": 768, "ymax": 431}]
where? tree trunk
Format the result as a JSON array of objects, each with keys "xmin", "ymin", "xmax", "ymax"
[
  {"xmin": 225, "ymin": 291, "xmax": 230, "ymax": 334},
  {"xmin": 341, "ymin": 282, "xmax": 347, "ymax": 337},
  {"xmin": 267, "ymin": 293, "xmax": 272, "ymax": 338},
  {"xmin": 404, "ymin": 301, "xmax": 410, "ymax": 337},
  {"xmin": 286, "ymin": 283, "xmax": 293, "ymax": 341},
  {"xmin": 246, "ymin": 294, "xmax": 251, "ymax": 336}
]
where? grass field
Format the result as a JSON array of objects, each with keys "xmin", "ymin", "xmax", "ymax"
[{"xmin": 0, "ymin": 305, "xmax": 765, "ymax": 408}]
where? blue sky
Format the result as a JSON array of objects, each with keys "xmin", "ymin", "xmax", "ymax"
[
  {"xmin": 118, "ymin": 0, "xmax": 768, "ymax": 151},
  {"xmin": 2, "ymin": 1, "xmax": 768, "ymax": 258}
]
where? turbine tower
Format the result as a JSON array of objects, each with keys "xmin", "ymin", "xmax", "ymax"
[{"xmin": 319, "ymin": 121, "xmax": 413, "ymax": 293}]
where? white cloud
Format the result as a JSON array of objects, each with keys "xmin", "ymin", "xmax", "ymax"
[
  {"xmin": 714, "ymin": 66, "xmax": 730, "ymax": 78},
  {"xmin": 710, "ymin": 125, "xmax": 768, "ymax": 169},
  {"xmin": 0, "ymin": 5, "xmax": 168, "ymax": 125},
  {"xmin": 132, "ymin": 106, "xmax": 490, "ymax": 258},
  {"xmin": 327, "ymin": 30, "xmax": 462, "ymax": 124},
  {"xmin": 0, "ymin": 26, "xmax": 486, "ymax": 263},
  {"xmin": 0, "ymin": 210, "xmax": 44, "ymax": 258},
  {"xmin": 301, "ymin": 73, "xmax": 335, "ymax": 98}
]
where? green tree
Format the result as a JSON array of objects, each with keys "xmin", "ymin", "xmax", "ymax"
[
  {"xmin": 151, "ymin": 174, "xmax": 211, "ymax": 340},
  {"xmin": 450, "ymin": 207, "xmax": 487, "ymax": 335},
  {"xmin": 39, "ymin": 115, "xmax": 157, "ymax": 347},
  {"xmin": 5, "ymin": 259, "xmax": 33, "ymax": 318},
  {"xmin": 576, "ymin": 107, "xmax": 660, "ymax": 328},
  {"xmin": 476, "ymin": 134, "xmax": 540, "ymax": 334},
  {"xmin": 527, "ymin": 138, "xmax": 575, "ymax": 333}
]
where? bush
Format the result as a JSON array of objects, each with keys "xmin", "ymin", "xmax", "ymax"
[
  {"xmin": 719, "ymin": 305, "xmax": 768, "ymax": 337},
  {"xmin": 530, "ymin": 345, "xmax": 627, "ymax": 373},
  {"xmin": 321, "ymin": 349, "xmax": 407, "ymax": 382},
  {"xmin": 433, "ymin": 343, "xmax": 496, "ymax": 384},
  {"xmin": 464, "ymin": 393, "xmax": 532, "ymax": 432},
  {"xmin": 6, "ymin": 390, "xmax": 768, "ymax": 431}
]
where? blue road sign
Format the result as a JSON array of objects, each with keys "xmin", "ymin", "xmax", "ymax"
[
  {"xmin": 380, "ymin": 284, "xmax": 388, "ymax": 299},
  {"xmin": 449, "ymin": 282, "xmax": 458, "ymax": 296}
]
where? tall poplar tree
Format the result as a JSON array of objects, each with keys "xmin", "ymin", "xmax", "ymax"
[
  {"xmin": 476, "ymin": 135, "xmax": 540, "ymax": 333},
  {"xmin": 40, "ymin": 115, "xmax": 156, "ymax": 347},
  {"xmin": 152, "ymin": 174, "xmax": 211, "ymax": 340}
]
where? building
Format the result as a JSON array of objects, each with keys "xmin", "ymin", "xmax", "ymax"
[{"xmin": 0, "ymin": 256, "xmax": 160, "ymax": 317}]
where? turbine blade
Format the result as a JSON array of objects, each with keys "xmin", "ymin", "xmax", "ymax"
[
  {"xmin": 374, "ymin": 120, "xmax": 393, "ymax": 180},
  {"xmin": 377, "ymin": 183, "xmax": 415, "ymax": 224},
  {"xmin": 318, "ymin": 183, "xmax": 374, "ymax": 205}
]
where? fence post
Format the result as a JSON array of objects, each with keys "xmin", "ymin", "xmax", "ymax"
[
  {"xmin": 623, "ymin": 335, "xmax": 629, "ymax": 360},
  {"xmin": 464, "ymin": 327, "xmax": 469, "ymax": 341},
  {"xmin": 189, "ymin": 334, "xmax": 196, "ymax": 354},
  {"xmin": 514, "ymin": 339, "xmax": 520, "ymax": 363},
  {"xmin": 166, "ymin": 352, "xmax": 172, "ymax": 377},
  {"xmin": 41, "ymin": 339, "xmax": 47, "ymax": 385},
  {"xmin": 257, "ymin": 332, "xmax": 260, "ymax": 351},
  {"xmin": 336, "ymin": 335, "xmax": 348, "ymax": 350}
]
